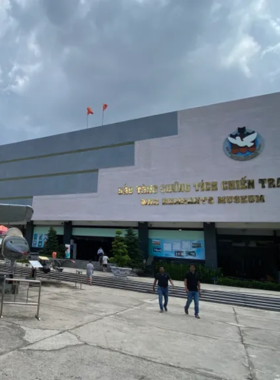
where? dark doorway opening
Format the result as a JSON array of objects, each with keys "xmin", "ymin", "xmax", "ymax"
[
  {"xmin": 74, "ymin": 236, "xmax": 114, "ymax": 261},
  {"xmin": 217, "ymin": 235, "xmax": 280, "ymax": 280}
]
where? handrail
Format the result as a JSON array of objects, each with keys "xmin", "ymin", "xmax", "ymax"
[{"xmin": 0, "ymin": 276, "xmax": 42, "ymax": 320}]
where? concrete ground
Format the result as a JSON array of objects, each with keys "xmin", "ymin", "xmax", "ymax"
[{"xmin": 0, "ymin": 281, "xmax": 279, "ymax": 380}]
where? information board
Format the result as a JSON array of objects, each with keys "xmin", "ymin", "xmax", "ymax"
[
  {"xmin": 149, "ymin": 238, "xmax": 205, "ymax": 260},
  {"xmin": 32, "ymin": 233, "xmax": 48, "ymax": 248},
  {"xmin": 29, "ymin": 260, "xmax": 43, "ymax": 268}
]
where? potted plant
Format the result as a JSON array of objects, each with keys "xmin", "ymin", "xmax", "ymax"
[
  {"xmin": 124, "ymin": 228, "xmax": 144, "ymax": 275},
  {"xmin": 111, "ymin": 230, "xmax": 132, "ymax": 277}
]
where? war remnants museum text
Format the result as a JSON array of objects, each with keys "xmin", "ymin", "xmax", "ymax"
[{"xmin": 118, "ymin": 176, "xmax": 280, "ymax": 206}]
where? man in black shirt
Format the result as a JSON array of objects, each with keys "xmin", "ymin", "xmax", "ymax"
[
  {"xmin": 153, "ymin": 267, "xmax": 174, "ymax": 313},
  {"xmin": 184, "ymin": 264, "xmax": 201, "ymax": 319}
]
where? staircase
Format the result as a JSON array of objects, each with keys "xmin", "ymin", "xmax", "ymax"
[
  {"xmin": 1, "ymin": 263, "xmax": 280, "ymax": 312},
  {"xmin": 62, "ymin": 260, "xmax": 99, "ymax": 270},
  {"xmin": 60, "ymin": 260, "xmax": 138, "ymax": 275}
]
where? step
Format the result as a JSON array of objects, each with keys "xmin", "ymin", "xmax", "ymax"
[{"xmin": 1, "ymin": 264, "xmax": 280, "ymax": 312}]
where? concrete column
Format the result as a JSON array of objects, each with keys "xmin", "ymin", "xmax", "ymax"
[
  {"xmin": 63, "ymin": 221, "xmax": 72, "ymax": 245},
  {"xmin": 203, "ymin": 222, "xmax": 218, "ymax": 268},
  {"xmin": 25, "ymin": 221, "xmax": 34, "ymax": 248},
  {"xmin": 138, "ymin": 222, "xmax": 149, "ymax": 260},
  {"xmin": 273, "ymin": 231, "xmax": 280, "ymax": 277}
]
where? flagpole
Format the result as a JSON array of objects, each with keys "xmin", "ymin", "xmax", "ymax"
[
  {"xmin": 101, "ymin": 104, "xmax": 108, "ymax": 126},
  {"xmin": 86, "ymin": 107, "xmax": 94, "ymax": 128}
]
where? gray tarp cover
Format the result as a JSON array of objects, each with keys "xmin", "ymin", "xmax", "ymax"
[{"xmin": 0, "ymin": 204, "xmax": 33, "ymax": 223}]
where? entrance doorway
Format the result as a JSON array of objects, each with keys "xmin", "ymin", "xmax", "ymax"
[
  {"xmin": 74, "ymin": 236, "xmax": 114, "ymax": 261},
  {"xmin": 217, "ymin": 235, "xmax": 280, "ymax": 280}
]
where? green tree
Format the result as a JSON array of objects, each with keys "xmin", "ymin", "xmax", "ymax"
[
  {"xmin": 39, "ymin": 227, "xmax": 65, "ymax": 258},
  {"xmin": 124, "ymin": 228, "xmax": 144, "ymax": 268},
  {"xmin": 112, "ymin": 230, "xmax": 131, "ymax": 267}
]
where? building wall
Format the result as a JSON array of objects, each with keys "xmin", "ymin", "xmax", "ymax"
[
  {"xmin": 1, "ymin": 92, "xmax": 280, "ymax": 223},
  {"xmin": 148, "ymin": 230, "xmax": 203, "ymax": 240},
  {"xmin": 0, "ymin": 112, "xmax": 177, "ymax": 204},
  {"xmin": 33, "ymin": 226, "xmax": 64, "ymax": 235},
  {"xmin": 32, "ymin": 92, "xmax": 280, "ymax": 223},
  {"xmin": 72, "ymin": 227, "xmax": 138, "ymax": 237}
]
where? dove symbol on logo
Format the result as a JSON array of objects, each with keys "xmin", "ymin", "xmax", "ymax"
[{"xmin": 223, "ymin": 127, "xmax": 264, "ymax": 161}]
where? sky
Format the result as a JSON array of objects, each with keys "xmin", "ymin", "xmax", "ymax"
[{"xmin": 0, "ymin": 0, "xmax": 280, "ymax": 144}]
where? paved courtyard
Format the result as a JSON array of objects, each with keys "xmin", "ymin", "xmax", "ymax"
[{"xmin": 0, "ymin": 280, "xmax": 279, "ymax": 380}]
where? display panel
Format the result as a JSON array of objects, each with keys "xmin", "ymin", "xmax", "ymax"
[
  {"xmin": 31, "ymin": 226, "xmax": 63, "ymax": 248},
  {"xmin": 149, "ymin": 238, "xmax": 205, "ymax": 260},
  {"xmin": 32, "ymin": 233, "xmax": 48, "ymax": 248}
]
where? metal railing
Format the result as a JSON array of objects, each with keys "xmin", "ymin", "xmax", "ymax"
[
  {"xmin": 0, "ymin": 277, "xmax": 42, "ymax": 320},
  {"xmin": 75, "ymin": 270, "xmax": 83, "ymax": 289}
]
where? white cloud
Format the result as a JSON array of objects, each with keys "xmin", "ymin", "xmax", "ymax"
[
  {"xmin": 0, "ymin": 0, "xmax": 280, "ymax": 144},
  {"xmin": 211, "ymin": 2, "xmax": 222, "ymax": 14},
  {"xmin": 8, "ymin": 74, "xmax": 29, "ymax": 93},
  {"xmin": 14, "ymin": 0, "xmax": 36, "ymax": 8},
  {"xmin": 189, "ymin": 0, "xmax": 280, "ymax": 80},
  {"xmin": 0, "ymin": 0, "xmax": 17, "ymax": 38},
  {"xmin": 220, "ymin": 35, "xmax": 261, "ymax": 78},
  {"xmin": 268, "ymin": 18, "xmax": 280, "ymax": 34},
  {"xmin": 27, "ymin": 31, "xmax": 41, "ymax": 57},
  {"xmin": 2, "ymin": 27, "xmax": 42, "ymax": 94},
  {"xmin": 7, "ymin": 62, "xmax": 42, "ymax": 94},
  {"xmin": 262, "ymin": 43, "xmax": 280, "ymax": 57}
]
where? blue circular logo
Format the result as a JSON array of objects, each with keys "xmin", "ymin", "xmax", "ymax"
[{"xmin": 223, "ymin": 127, "xmax": 264, "ymax": 161}]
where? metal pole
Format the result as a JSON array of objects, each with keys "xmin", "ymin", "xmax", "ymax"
[
  {"xmin": 0, "ymin": 277, "xmax": 6, "ymax": 318},
  {"xmin": 26, "ymin": 282, "xmax": 29, "ymax": 303},
  {"xmin": 14, "ymin": 282, "xmax": 17, "ymax": 302},
  {"xmin": 36, "ymin": 281, "xmax": 41, "ymax": 320}
]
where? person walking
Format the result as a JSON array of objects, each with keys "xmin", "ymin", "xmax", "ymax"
[
  {"xmin": 184, "ymin": 263, "xmax": 201, "ymax": 319},
  {"xmin": 97, "ymin": 247, "xmax": 104, "ymax": 258},
  {"xmin": 86, "ymin": 260, "xmax": 94, "ymax": 286},
  {"xmin": 153, "ymin": 267, "xmax": 174, "ymax": 313},
  {"xmin": 102, "ymin": 254, "xmax": 109, "ymax": 272},
  {"xmin": 97, "ymin": 247, "xmax": 104, "ymax": 268},
  {"xmin": 99, "ymin": 254, "xmax": 103, "ymax": 271}
]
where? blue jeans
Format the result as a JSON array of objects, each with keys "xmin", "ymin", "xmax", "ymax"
[
  {"xmin": 185, "ymin": 291, "xmax": 199, "ymax": 316},
  {"xmin": 158, "ymin": 286, "xmax": 168, "ymax": 310}
]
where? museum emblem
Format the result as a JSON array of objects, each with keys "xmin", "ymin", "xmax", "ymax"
[{"xmin": 223, "ymin": 126, "xmax": 264, "ymax": 161}]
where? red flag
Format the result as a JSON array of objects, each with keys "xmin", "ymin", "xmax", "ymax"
[
  {"xmin": 87, "ymin": 106, "xmax": 94, "ymax": 115},
  {"xmin": 103, "ymin": 103, "xmax": 108, "ymax": 111}
]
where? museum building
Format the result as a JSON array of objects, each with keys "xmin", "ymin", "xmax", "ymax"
[{"xmin": 2, "ymin": 91, "xmax": 280, "ymax": 279}]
